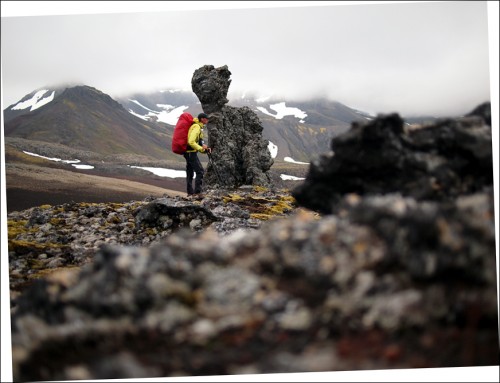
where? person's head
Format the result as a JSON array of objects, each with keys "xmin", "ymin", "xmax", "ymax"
[{"xmin": 198, "ymin": 113, "xmax": 209, "ymax": 124}]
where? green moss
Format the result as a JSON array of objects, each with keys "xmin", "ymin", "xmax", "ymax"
[
  {"xmin": 27, "ymin": 257, "xmax": 48, "ymax": 270},
  {"xmin": 7, "ymin": 220, "xmax": 31, "ymax": 240},
  {"xmin": 223, "ymin": 191, "xmax": 297, "ymax": 221},
  {"xmin": 249, "ymin": 213, "xmax": 273, "ymax": 221},
  {"xmin": 107, "ymin": 215, "xmax": 122, "ymax": 224},
  {"xmin": 9, "ymin": 239, "xmax": 65, "ymax": 254},
  {"xmin": 223, "ymin": 194, "xmax": 245, "ymax": 203},
  {"xmin": 108, "ymin": 203, "xmax": 126, "ymax": 209},
  {"xmin": 78, "ymin": 202, "xmax": 99, "ymax": 207},
  {"xmin": 252, "ymin": 185, "xmax": 269, "ymax": 193},
  {"xmin": 126, "ymin": 222, "xmax": 136, "ymax": 229},
  {"xmin": 49, "ymin": 218, "xmax": 66, "ymax": 225},
  {"xmin": 145, "ymin": 228, "xmax": 157, "ymax": 235},
  {"xmin": 28, "ymin": 266, "xmax": 81, "ymax": 281},
  {"xmin": 249, "ymin": 197, "xmax": 296, "ymax": 221}
]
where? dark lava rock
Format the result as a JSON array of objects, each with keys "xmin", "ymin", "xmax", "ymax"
[
  {"xmin": 292, "ymin": 103, "xmax": 493, "ymax": 214},
  {"xmin": 191, "ymin": 65, "xmax": 274, "ymax": 189}
]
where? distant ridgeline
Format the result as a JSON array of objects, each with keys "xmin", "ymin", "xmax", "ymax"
[{"xmin": 4, "ymin": 81, "xmax": 383, "ymax": 163}]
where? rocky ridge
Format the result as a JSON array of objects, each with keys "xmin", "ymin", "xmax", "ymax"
[
  {"xmin": 7, "ymin": 186, "xmax": 295, "ymax": 296},
  {"xmin": 7, "ymin": 103, "xmax": 499, "ymax": 380}
]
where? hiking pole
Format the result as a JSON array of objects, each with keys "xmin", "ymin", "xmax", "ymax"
[{"xmin": 207, "ymin": 151, "xmax": 224, "ymax": 186}]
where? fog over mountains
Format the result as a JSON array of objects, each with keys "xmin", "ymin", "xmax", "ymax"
[
  {"xmin": 3, "ymin": 84, "xmax": 449, "ymax": 166},
  {"xmin": 4, "ymin": 84, "xmax": 397, "ymax": 164}
]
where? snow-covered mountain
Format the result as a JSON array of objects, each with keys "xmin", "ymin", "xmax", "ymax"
[
  {"xmin": 5, "ymin": 85, "xmax": 434, "ymax": 163},
  {"xmin": 3, "ymin": 85, "xmax": 175, "ymax": 160}
]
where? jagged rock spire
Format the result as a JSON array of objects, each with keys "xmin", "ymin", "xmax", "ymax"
[
  {"xmin": 191, "ymin": 65, "xmax": 232, "ymax": 114},
  {"xmin": 191, "ymin": 65, "xmax": 273, "ymax": 189}
]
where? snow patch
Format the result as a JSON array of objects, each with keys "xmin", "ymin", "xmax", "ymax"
[
  {"xmin": 160, "ymin": 89, "xmax": 182, "ymax": 93},
  {"xmin": 128, "ymin": 109, "xmax": 149, "ymax": 121},
  {"xmin": 156, "ymin": 104, "xmax": 175, "ymax": 110},
  {"xmin": 127, "ymin": 99, "xmax": 189, "ymax": 125},
  {"xmin": 129, "ymin": 166, "xmax": 186, "ymax": 178},
  {"xmin": 257, "ymin": 102, "xmax": 307, "ymax": 122},
  {"xmin": 12, "ymin": 90, "xmax": 55, "ymax": 111},
  {"xmin": 156, "ymin": 105, "xmax": 189, "ymax": 125},
  {"xmin": 256, "ymin": 95, "xmax": 272, "ymax": 103},
  {"xmin": 280, "ymin": 174, "xmax": 305, "ymax": 181},
  {"xmin": 22, "ymin": 151, "xmax": 94, "ymax": 169},
  {"xmin": 284, "ymin": 157, "xmax": 309, "ymax": 165},
  {"xmin": 268, "ymin": 141, "xmax": 278, "ymax": 159},
  {"xmin": 129, "ymin": 99, "xmax": 159, "ymax": 113},
  {"xmin": 72, "ymin": 164, "xmax": 95, "ymax": 170}
]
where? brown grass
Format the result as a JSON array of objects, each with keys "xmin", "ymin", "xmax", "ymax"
[{"xmin": 5, "ymin": 163, "xmax": 186, "ymax": 212}]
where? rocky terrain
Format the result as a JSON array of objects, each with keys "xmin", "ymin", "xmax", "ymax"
[{"xmin": 6, "ymin": 101, "xmax": 498, "ymax": 381}]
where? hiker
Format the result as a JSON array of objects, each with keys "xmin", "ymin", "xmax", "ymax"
[{"xmin": 184, "ymin": 112, "xmax": 211, "ymax": 196}]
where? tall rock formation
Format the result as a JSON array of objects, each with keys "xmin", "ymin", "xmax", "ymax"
[{"xmin": 191, "ymin": 65, "xmax": 274, "ymax": 189}]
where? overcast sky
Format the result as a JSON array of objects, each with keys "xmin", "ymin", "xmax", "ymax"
[{"xmin": 0, "ymin": 1, "xmax": 497, "ymax": 118}]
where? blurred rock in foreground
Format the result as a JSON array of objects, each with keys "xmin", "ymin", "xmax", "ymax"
[{"xmin": 8, "ymin": 103, "xmax": 498, "ymax": 381}]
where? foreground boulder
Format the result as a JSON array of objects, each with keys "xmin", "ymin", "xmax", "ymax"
[
  {"xmin": 10, "ymin": 190, "xmax": 498, "ymax": 381},
  {"xmin": 292, "ymin": 102, "xmax": 493, "ymax": 213},
  {"xmin": 191, "ymin": 65, "xmax": 274, "ymax": 189}
]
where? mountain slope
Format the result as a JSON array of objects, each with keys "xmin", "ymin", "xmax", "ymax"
[
  {"xmin": 117, "ymin": 91, "xmax": 374, "ymax": 161},
  {"xmin": 4, "ymin": 86, "xmax": 175, "ymax": 160},
  {"xmin": 4, "ymin": 85, "xmax": 420, "ymax": 163}
]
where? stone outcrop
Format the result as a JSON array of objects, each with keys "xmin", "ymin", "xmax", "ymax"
[
  {"xmin": 9, "ymin": 190, "xmax": 498, "ymax": 381},
  {"xmin": 7, "ymin": 103, "xmax": 499, "ymax": 381},
  {"xmin": 191, "ymin": 65, "xmax": 274, "ymax": 189},
  {"xmin": 292, "ymin": 102, "xmax": 493, "ymax": 214}
]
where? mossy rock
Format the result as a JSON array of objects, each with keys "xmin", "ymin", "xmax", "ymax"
[{"xmin": 9, "ymin": 239, "xmax": 67, "ymax": 255}]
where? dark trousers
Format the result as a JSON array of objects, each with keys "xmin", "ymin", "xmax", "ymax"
[{"xmin": 183, "ymin": 152, "xmax": 204, "ymax": 194}]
